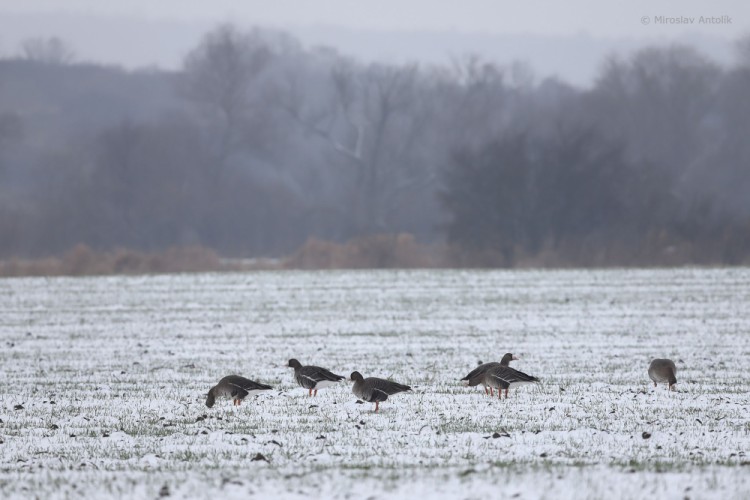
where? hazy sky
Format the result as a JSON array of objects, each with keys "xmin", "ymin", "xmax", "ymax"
[
  {"xmin": 1, "ymin": 0, "xmax": 747, "ymax": 84},
  {"xmin": 3, "ymin": 0, "xmax": 748, "ymax": 35}
]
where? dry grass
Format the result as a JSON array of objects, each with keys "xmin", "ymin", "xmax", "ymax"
[
  {"xmin": 0, "ymin": 244, "xmax": 232, "ymax": 276},
  {"xmin": 284, "ymin": 233, "xmax": 445, "ymax": 269},
  {"xmin": 1, "ymin": 230, "xmax": 748, "ymax": 277}
]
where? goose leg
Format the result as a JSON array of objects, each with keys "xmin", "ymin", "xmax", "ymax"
[
  {"xmin": 314, "ymin": 389, "xmax": 318, "ymax": 397},
  {"xmin": 375, "ymin": 401, "xmax": 379, "ymax": 412},
  {"xmin": 504, "ymin": 388, "xmax": 509, "ymax": 399},
  {"xmin": 308, "ymin": 388, "xmax": 312, "ymax": 397},
  {"xmin": 489, "ymin": 387, "xmax": 494, "ymax": 397}
]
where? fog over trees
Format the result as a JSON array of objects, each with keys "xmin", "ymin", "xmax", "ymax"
[{"xmin": 0, "ymin": 25, "xmax": 748, "ymax": 267}]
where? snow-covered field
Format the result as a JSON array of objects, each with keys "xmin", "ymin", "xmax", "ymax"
[{"xmin": 1, "ymin": 269, "xmax": 749, "ymax": 499}]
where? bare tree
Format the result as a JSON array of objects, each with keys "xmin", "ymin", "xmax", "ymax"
[
  {"xmin": 0, "ymin": 112, "xmax": 23, "ymax": 149},
  {"xmin": 589, "ymin": 45, "xmax": 719, "ymax": 174},
  {"xmin": 180, "ymin": 24, "xmax": 272, "ymax": 183},
  {"xmin": 736, "ymin": 35, "xmax": 750, "ymax": 67},
  {"xmin": 0, "ymin": 112, "xmax": 23, "ymax": 178},
  {"xmin": 20, "ymin": 37, "xmax": 75, "ymax": 65},
  {"xmin": 282, "ymin": 59, "xmax": 434, "ymax": 234},
  {"xmin": 440, "ymin": 55, "xmax": 510, "ymax": 149}
]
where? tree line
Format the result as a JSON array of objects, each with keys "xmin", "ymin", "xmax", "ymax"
[{"xmin": 0, "ymin": 26, "xmax": 748, "ymax": 267}]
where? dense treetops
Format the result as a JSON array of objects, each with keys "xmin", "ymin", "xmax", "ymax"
[{"xmin": 1, "ymin": 26, "xmax": 748, "ymax": 267}]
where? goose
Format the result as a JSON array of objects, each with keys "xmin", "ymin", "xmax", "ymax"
[
  {"xmin": 287, "ymin": 359, "xmax": 345, "ymax": 396},
  {"xmin": 483, "ymin": 365, "xmax": 539, "ymax": 399},
  {"xmin": 648, "ymin": 358, "xmax": 677, "ymax": 391},
  {"xmin": 350, "ymin": 371, "xmax": 411, "ymax": 412},
  {"xmin": 206, "ymin": 375, "xmax": 272, "ymax": 407},
  {"xmin": 461, "ymin": 353, "xmax": 518, "ymax": 396}
]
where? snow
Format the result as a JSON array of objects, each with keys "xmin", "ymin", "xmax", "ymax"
[{"xmin": 1, "ymin": 268, "xmax": 749, "ymax": 498}]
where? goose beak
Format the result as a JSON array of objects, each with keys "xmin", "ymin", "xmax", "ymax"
[{"xmin": 512, "ymin": 355, "xmax": 520, "ymax": 360}]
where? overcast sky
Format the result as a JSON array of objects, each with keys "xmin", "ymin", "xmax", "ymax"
[{"xmin": 1, "ymin": 0, "xmax": 747, "ymax": 85}]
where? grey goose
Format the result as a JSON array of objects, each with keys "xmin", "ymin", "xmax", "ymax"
[
  {"xmin": 350, "ymin": 371, "xmax": 411, "ymax": 412},
  {"xmin": 461, "ymin": 353, "xmax": 518, "ymax": 396},
  {"xmin": 287, "ymin": 358, "xmax": 345, "ymax": 396},
  {"xmin": 483, "ymin": 365, "xmax": 539, "ymax": 399},
  {"xmin": 648, "ymin": 358, "xmax": 677, "ymax": 391},
  {"xmin": 206, "ymin": 375, "xmax": 272, "ymax": 407}
]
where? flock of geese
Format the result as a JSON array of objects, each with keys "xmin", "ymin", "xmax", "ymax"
[{"xmin": 205, "ymin": 356, "xmax": 679, "ymax": 412}]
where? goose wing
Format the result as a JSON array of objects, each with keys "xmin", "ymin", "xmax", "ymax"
[
  {"xmin": 366, "ymin": 377, "xmax": 411, "ymax": 399},
  {"xmin": 485, "ymin": 366, "xmax": 538, "ymax": 385},
  {"xmin": 363, "ymin": 386, "xmax": 390, "ymax": 403},
  {"xmin": 228, "ymin": 386, "xmax": 249, "ymax": 399},
  {"xmin": 461, "ymin": 362, "xmax": 500, "ymax": 386},
  {"xmin": 223, "ymin": 375, "xmax": 272, "ymax": 392},
  {"xmin": 301, "ymin": 365, "xmax": 345, "ymax": 383}
]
